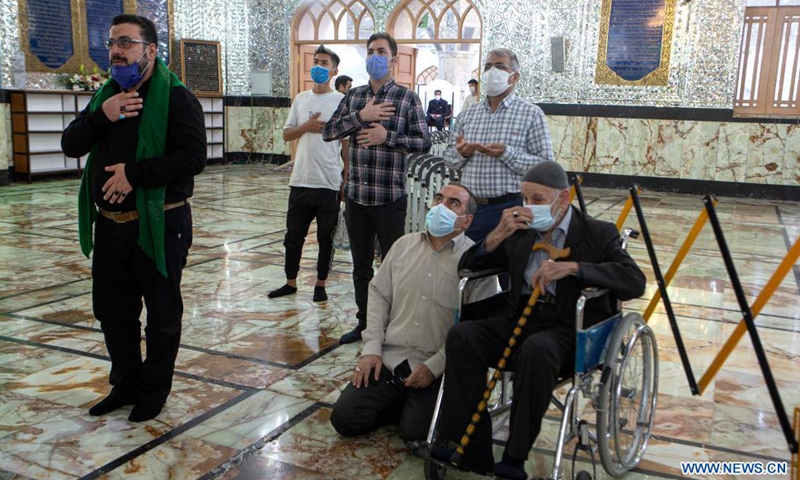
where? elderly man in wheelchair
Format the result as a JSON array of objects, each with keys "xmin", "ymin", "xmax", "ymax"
[{"xmin": 421, "ymin": 162, "xmax": 654, "ymax": 480}]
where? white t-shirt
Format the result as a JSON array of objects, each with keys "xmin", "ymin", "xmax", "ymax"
[
  {"xmin": 462, "ymin": 94, "xmax": 478, "ymax": 112},
  {"xmin": 284, "ymin": 90, "xmax": 344, "ymax": 191}
]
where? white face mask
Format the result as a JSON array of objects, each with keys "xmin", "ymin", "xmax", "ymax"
[
  {"xmin": 481, "ymin": 68, "xmax": 512, "ymax": 97},
  {"xmin": 469, "ymin": 85, "xmax": 477, "ymax": 95}
]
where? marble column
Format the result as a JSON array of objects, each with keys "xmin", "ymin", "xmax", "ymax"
[{"xmin": 0, "ymin": 103, "xmax": 10, "ymax": 185}]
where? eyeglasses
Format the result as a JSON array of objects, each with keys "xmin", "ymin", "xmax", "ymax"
[{"xmin": 106, "ymin": 37, "xmax": 151, "ymax": 50}]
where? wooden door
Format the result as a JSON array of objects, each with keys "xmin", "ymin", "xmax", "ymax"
[
  {"xmin": 298, "ymin": 45, "xmax": 318, "ymax": 94},
  {"xmin": 394, "ymin": 45, "xmax": 417, "ymax": 90}
]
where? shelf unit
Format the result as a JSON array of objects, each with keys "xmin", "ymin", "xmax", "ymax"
[
  {"xmin": 198, "ymin": 95, "xmax": 224, "ymax": 162},
  {"xmin": 10, "ymin": 90, "xmax": 93, "ymax": 183}
]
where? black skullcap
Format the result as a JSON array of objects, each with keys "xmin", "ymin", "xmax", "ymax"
[{"xmin": 522, "ymin": 162, "xmax": 568, "ymax": 189}]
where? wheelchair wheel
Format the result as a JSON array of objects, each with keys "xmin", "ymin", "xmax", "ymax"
[
  {"xmin": 424, "ymin": 458, "xmax": 447, "ymax": 480},
  {"xmin": 597, "ymin": 312, "xmax": 658, "ymax": 477}
]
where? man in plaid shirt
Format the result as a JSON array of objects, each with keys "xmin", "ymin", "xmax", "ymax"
[
  {"xmin": 443, "ymin": 48, "xmax": 554, "ymax": 243},
  {"xmin": 323, "ymin": 32, "xmax": 431, "ymax": 344}
]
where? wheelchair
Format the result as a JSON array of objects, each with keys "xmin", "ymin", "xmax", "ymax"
[{"xmin": 418, "ymin": 229, "xmax": 659, "ymax": 480}]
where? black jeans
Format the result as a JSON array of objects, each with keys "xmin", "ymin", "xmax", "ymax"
[
  {"xmin": 439, "ymin": 298, "xmax": 575, "ymax": 460},
  {"xmin": 284, "ymin": 187, "xmax": 340, "ymax": 281},
  {"xmin": 330, "ymin": 363, "xmax": 442, "ymax": 441},
  {"xmin": 92, "ymin": 204, "xmax": 192, "ymax": 404},
  {"xmin": 345, "ymin": 196, "xmax": 407, "ymax": 329}
]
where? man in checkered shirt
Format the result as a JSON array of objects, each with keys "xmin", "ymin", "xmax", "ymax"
[
  {"xmin": 323, "ymin": 32, "xmax": 431, "ymax": 344},
  {"xmin": 443, "ymin": 48, "xmax": 554, "ymax": 243}
]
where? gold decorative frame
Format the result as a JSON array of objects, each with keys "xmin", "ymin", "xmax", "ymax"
[
  {"xmin": 594, "ymin": 0, "xmax": 676, "ymax": 86},
  {"xmin": 179, "ymin": 39, "xmax": 223, "ymax": 97},
  {"xmin": 18, "ymin": 0, "xmax": 174, "ymax": 74}
]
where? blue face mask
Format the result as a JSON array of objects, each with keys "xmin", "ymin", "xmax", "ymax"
[
  {"xmin": 110, "ymin": 49, "xmax": 150, "ymax": 91},
  {"xmin": 366, "ymin": 54, "xmax": 391, "ymax": 80},
  {"xmin": 310, "ymin": 65, "xmax": 330, "ymax": 84},
  {"xmin": 525, "ymin": 203, "xmax": 558, "ymax": 232},
  {"xmin": 426, "ymin": 204, "xmax": 462, "ymax": 237}
]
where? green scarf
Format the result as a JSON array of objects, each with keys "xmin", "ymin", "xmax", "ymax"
[{"xmin": 78, "ymin": 58, "xmax": 184, "ymax": 277}]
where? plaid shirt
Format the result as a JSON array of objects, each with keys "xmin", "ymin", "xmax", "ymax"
[
  {"xmin": 323, "ymin": 79, "xmax": 431, "ymax": 206},
  {"xmin": 443, "ymin": 93, "xmax": 554, "ymax": 198}
]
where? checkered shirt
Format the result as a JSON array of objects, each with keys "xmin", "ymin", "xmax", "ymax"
[{"xmin": 323, "ymin": 79, "xmax": 431, "ymax": 206}]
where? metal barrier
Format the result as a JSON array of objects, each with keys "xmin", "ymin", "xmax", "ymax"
[{"xmin": 627, "ymin": 186, "xmax": 798, "ymax": 455}]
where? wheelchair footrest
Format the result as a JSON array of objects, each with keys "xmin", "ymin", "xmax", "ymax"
[{"xmin": 409, "ymin": 440, "xmax": 554, "ymax": 480}]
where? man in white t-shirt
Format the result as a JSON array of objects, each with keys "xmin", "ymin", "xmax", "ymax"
[
  {"xmin": 462, "ymin": 78, "xmax": 479, "ymax": 111},
  {"xmin": 269, "ymin": 45, "xmax": 349, "ymax": 302}
]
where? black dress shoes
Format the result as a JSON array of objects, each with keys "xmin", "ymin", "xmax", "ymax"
[{"xmin": 339, "ymin": 326, "xmax": 364, "ymax": 344}]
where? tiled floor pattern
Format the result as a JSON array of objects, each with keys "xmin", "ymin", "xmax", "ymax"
[{"xmin": 0, "ymin": 165, "xmax": 797, "ymax": 479}]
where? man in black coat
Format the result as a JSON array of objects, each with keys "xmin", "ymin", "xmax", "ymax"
[
  {"xmin": 426, "ymin": 89, "xmax": 449, "ymax": 131},
  {"xmin": 433, "ymin": 162, "xmax": 646, "ymax": 480}
]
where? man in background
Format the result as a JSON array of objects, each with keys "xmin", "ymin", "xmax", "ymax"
[
  {"xmin": 336, "ymin": 75, "xmax": 353, "ymax": 94},
  {"xmin": 462, "ymin": 78, "xmax": 479, "ymax": 111},
  {"xmin": 426, "ymin": 89, "xmax": 449, "ymax": 131}
]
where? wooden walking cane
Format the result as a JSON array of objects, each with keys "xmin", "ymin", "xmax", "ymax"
[{"xmin": 450, "ymin": 242, "xmax": 571, "ymax": 467}]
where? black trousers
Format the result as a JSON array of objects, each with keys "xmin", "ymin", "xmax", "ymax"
[
  {"xmin": 345, "ymin": 196, "xmax": 407, "ymax": 329},
  {"xmin": 284, "ymin": 187, "xmax": 340, "ymax": 280},
  {"xmin": 439, "ymin": 298, "xmax": 575, "ymax": 460},
  {"xmin": 426, "ymin": 114, "xmax": 445, "ymax": 131},
  {"xmin": 330, "ymin": 364, "xmax": 442, "ymax": 441},
  {"xmin": 92, "ymin": 205, "xmax": 192, "ymax": 404}
]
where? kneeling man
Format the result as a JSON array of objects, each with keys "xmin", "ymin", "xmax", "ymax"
[
  {"xmin": 434, "ymin": 162, "xmax": 647, "ymax": 480},
  {"xmin": 331, "ymin": 183, "xmax": 495, "ymax": 441}
]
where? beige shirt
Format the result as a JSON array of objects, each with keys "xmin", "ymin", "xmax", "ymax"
[{"xmin": 362, "ymin": 231, "xmax": 497, "ymax": 378}]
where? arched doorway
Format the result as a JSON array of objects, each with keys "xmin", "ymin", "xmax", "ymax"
[
  {"xmin": 291, "ymin": 0, "xmax": 376, "ymax": 97},
  {"xmin": 387, "ymin": 0, "xmax": 482, "ymax": 116}
]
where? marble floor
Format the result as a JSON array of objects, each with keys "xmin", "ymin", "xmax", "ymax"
[{"xmin": 0, "ymin": 164, "xmax": 797, "ymax": 480}]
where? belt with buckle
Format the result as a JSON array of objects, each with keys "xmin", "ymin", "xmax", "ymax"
[
  {"xmin": 99, "ymin": 200, "xmax": 188, "ymax": 224},
  {"xmin": 537, "ymin": 291, "xmax": 556, "ymax": 305},
  {"xmin": 474, "ymin": 192, "xmax": 521, "ymax": 206}
]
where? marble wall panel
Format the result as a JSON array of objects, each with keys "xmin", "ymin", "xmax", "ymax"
[
  {"xmin": 546, "ymin": 115, "xmax": 574, "ymax": 170},
  {"xmin": 681, "ymin": 121, "xmax": 719, "ymax": 182},
  {"xmin": 626, "ymin": 118, "xmax": 658, "ymax": 177},
  {"xmin": 655, "ymin": 120, "xmax": 685, "ymax": 178},
  {"xmin": 571, "ymin": 117, "xmax": 597, "ymax": 173},
  {"xmin": 565, "ymin": 116, "xmax": 590, "ymax": 172},
  {"xmin": 225, "ymin": 106, "xmax": 290, "ymax": 155},
  {"xmin": 0, "ymin": 104, "xmax": 9, "ymax": 172},
  {"xmin": 715, "ymin": 122, "xmax": 749, "ymax": 183},
  {"xmin": 745, "ymin": 124, "xmax": 785, "ymax": 185},
  {"xmin": 783, "ymin": 124, "xmax": 800, "ymax": 186},
  {"xmin": 592, "ymin": 118, "xmax": 629, "ymax": 175}
]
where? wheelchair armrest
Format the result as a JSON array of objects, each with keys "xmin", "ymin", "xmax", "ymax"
[
  {"xmin": 458, "ymin": 266, "xmax": 508, "ymax": 280},
  {"xmin": 580, "ymin": 287, "xmax": 611, "ymax": 301},
  {"xmin": 575, "ymin": 287, "xmax": 613, "ymax": 331}
]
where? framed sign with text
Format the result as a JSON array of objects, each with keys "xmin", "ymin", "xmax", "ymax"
[
  {"xmin": 594, "ymin": 0, "xmax": 677, "ymax": 86},
  {"xmin": 179, "ymin": 39, "xmax": 222, "ymax": 96}
]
